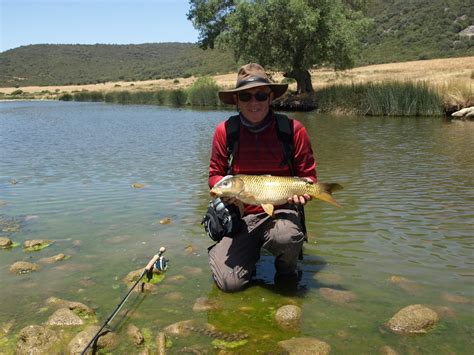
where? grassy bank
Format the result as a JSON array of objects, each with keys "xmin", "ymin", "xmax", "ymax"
[
  {"xmin": 1, "ymin": 57, "xmax": 472, "ymax": 116},
  {"xmin": 56, "ymin": 80, "xmax": 449, "ymax": 117}
]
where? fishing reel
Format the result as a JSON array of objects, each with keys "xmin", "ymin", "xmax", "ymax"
[{"xmin": 154, "ymin": 254, "xmax": 168, "ymax": 272}]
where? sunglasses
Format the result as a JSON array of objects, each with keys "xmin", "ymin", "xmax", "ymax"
[{"xmin": 238, "ymin": 91, "xmax": 270, "ymax": 102}]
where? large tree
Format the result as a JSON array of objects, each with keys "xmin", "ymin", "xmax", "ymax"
[{"xmin": 188, "ymin": 0, "xmax": 371, "ymax": 94}]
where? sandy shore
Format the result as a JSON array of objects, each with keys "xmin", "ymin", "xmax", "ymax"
[{"xmin": 0, "ymin": 57, "xmax": 472, "ymax": 96}]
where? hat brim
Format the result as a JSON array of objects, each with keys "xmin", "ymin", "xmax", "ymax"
[{"xmin": 218, "ymin": 82, "xmax": 288, "ymax": 105}]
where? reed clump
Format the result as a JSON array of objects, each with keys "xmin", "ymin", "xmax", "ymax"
[
  {"xmin": 315, "ymin": 81, "xmax": 444, "ymax": 116},
  {"xmin": 62, "ymin": 76, "xmax": 222, "ymax": 107},
  {"xmin": 186, "ymin": 76, "xmax": 220, "ymax": 106}
]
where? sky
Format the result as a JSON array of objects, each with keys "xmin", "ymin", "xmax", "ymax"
[{"xmin": 0, "ymin": 0, "xmax": 200, "ymax": 52}]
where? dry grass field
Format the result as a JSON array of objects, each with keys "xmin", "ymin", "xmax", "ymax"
[{"xmin": 1, "ymin": 56, "xmax": 472, "ymax": 105}]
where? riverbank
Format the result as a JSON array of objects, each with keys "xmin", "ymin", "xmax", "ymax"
[{"xmin": 1, "ymin": 57, "xmax": 472, "ymax": 115}]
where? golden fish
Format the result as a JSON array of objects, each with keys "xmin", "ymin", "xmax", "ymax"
[{"xmin": 210, "ymin": 174, "xmax": 342, "ymax": 215}]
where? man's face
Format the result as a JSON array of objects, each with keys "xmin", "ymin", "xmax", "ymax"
[{"xmin": 236, "ymin": 86, "xmax": 274, "ymax": 124}]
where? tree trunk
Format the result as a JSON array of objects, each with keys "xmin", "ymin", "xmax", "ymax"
[{"xmin": 284, "ymin": 69, "xmax": 314, "ymax": 94}]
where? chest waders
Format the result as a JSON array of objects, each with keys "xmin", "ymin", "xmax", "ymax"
[{"xmin": 225, "ymin": 113, "xmax": 307, "ymax": 259}]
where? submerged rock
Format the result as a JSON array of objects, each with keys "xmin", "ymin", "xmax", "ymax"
[
  {"xmin": 388, "ymin": 275, "xmax": 422, "ymax": 294},
  {"xmin": 16, "ymin": 325, "xmax": 60, "ymax": 355},
  {"xmin": 45, "ymin": 297, "xmax": 95, "ymax": 317},
  {"xmin": 0, "ymin": 236, "xmax": 13, "ymax": 249},
  {"xmin": 320, "ymin": 287, "xmax": 357, "ymax": 304},
  {"xmin": 10, "ymin": 261, "xmax": 40, "ymax": 274},
  {"xmin": 23, "ymin": 239, "xmax": 53, "ymax": 251},
  {"xmin": 159, "ymin": 217, "xmax": 171, "ymax": 225},
  {"xmin": 380, "ymin": 345, "xmax": 399, "ymax": 355},
  {"xmin": 39, "ymin": 253, "xmax": 67, "ymax": 264},
  {"xmin": 274, "ymin": 305, "xmax": 302, "ymax": 330},
  {"xmin": 278, "ymin": 337, "xmax": 331, "ymax": 354},
  {"xmin": 45, "ymin": 308, "xmax": 84, "ymax": 326},
  {"xmin": 127, "ymin": 324, "xmax": 144, "ymax": 345},
  {"xmin": 192, "ymin": 296, "xmax": 221, "ymax": 312},
  {"xmin": 441, "ymin": 292, "xmax": 471, "ymax": 304},
  {"xmin": 68, "ymin": 326, "xmax": 118, "ymax": 354},
  {"xmin": 385, "ymin": 304, "xmax": 439, "ymax": 334},
  {"xmin": 156, "ymin": 332, "xmax": 166, "ymax": 355}
]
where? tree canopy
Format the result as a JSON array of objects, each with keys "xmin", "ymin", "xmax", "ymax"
[{"xmin": 188, "ymin": 0, "xmax": 371, "ymax": 93}]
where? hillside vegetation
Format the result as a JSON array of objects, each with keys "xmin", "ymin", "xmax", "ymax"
[
  {"xmin": 0, "ymin": 0, "xmax": 472, "ymax": 88},
  {"xmin": 0, "ymin": 43, "xmax": 236, "ymax": 87},
  {"xmin": 361, "ymin": 0, "xmax": 473, "ymax": 64}
]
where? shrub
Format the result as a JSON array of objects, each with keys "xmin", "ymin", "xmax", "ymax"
[
  {"xmin": 58, "ymin": 93, "xmax": 73, "ymax": 101},
  {"xmin": 168, "ymin": 89, "xmax": 187, "ymax": 106},
  {"xmin": 186, "ymin": 76, "xmax": 220, "ymax": 106},
  {"xmin": 11, "ymin": 89, "xmax": 23, "ymax": 95}
]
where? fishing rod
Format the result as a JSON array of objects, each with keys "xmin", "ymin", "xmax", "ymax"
[{"xmin": 81, "ymin": 247, "xmax": 168, "ymax": 355}]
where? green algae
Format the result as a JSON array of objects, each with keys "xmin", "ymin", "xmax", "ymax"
[{"xmin": 24, "ymin": 243, "xmax": 51, "ymax": 252}]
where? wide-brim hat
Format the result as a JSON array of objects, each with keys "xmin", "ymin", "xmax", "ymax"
[{"xmin": 218, "ymin": 63, "xmax": 288, "ymax": 105}]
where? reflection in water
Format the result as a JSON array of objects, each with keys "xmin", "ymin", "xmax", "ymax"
[{"xmin": 0, "ymin": 102, "xmax": 472, "ymax": 353}]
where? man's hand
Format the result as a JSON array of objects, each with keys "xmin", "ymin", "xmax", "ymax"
[{"xmin": 288, "ymin": 194, "xmax": 312, "ymax": 206}]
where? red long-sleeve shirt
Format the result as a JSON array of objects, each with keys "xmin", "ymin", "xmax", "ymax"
[{"xmin": 208, "ymin": 113, "xmax": 317, "ymax": 215}]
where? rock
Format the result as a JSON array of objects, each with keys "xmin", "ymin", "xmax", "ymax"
[
  {"xmin": 274, "ymin": 305, "xmax": 302, "ymax": 330},
  {"xmin": 39, "ymin": 253, "xmax": 67, "ymax": 264},
  {"xmin": 131, "ymin": 183, "xmax": 145, "ymax": 189},
  {"xmin": 127, "ymin": 324, "xmax": 144, "ymax": 345},
  {"xmin": 313, "ymin": 272, "xmax": 343, "ymax": 284},
  {"xmin": 182, "ymin": 266, "xmax": 203, "ymax": 276},
  {"xmin": 123, "ymin": 268, "xmax": 159, "ymax": 293},
  {"xmin": 0, "ymin": 237, "xmax": 13, "ymax": 248},
  {"xmin": 459, "ymin": 25, "xmax": 474, "ymax": 39},
  {"xmin": 10, "ymin": 261, "xmax": 40, "ymax": 274},
  {"xmin": 278, "ymin": 337, "xmax": 331, "ymax": 355},
  {"xmin": 452, "ymin": 106, "xmax": 474, "ymax": 119},
  {"xmin": 388, "ymin": 275, "xmax": 421, "ymax": 294},
  {"xmin": 156, "ymin": 332, "xmax": 166, "ymax": 355},
  {"xmin": 16, "ymin": 325, "xmax": 60, "ymax": 355},
  {"xmin": 385, "ymin": 304, "xmax": 439, "ymax": 334},
  {"xmin": 320, "ymin": 288, "xmax": 357, "ymax": 304},
  {"xmin": 159, "ymin": 217, "xmax": 171, "ymax": 224},
  {"xmin": 68, "ymin": 326, "xmax": 118, "ymax": 354},
  {"xmin": 441, "ymin": 292, "xmax": 471, "ymax": 304},
  {"xmin": 192, "ymin": 297, "xmax": 221, "ymax": 312},
  {"xmin": 23, "ymin": 239, "xmax": 53, "ymax": 251},
  {"xmin": 45, "ymin": 297, "xmax": 95, "ymax": 317},
  {"xmin": 380, "ymin": 345, "xmax": 399, "ymax": 355},
  {"xmin": 164, "ymin": 291, "xmax": 184, "ymax": 301},
  {"xmin": 45, "ymin": 308, "xmax": 84, "ymax": 326}
]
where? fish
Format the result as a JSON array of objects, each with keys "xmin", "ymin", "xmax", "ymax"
[{"xmin": 210, "ymin": 174, "xmax": 343, "ymax": 216}]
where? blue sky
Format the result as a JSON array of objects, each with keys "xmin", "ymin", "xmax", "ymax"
[{"xmin": 0, "ymin": 0, "xmax": 200, "ymax": 52}]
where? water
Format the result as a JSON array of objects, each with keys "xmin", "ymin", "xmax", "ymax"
[{"xmin": 0, "ymin": 101, "xmax": 473, "ymax": 353}]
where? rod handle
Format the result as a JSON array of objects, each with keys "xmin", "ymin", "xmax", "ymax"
[{"xmin": 144, "ymin": 247, "xmax": 166, "ymax": 271}]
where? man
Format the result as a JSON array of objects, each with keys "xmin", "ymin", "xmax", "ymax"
[{"xmin": 207, "ymin": 63, "xmax": 317, "ymax": 292}]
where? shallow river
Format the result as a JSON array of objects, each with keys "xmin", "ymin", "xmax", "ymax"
[{"xmin": 0, "ymin": 101, "xmax": 473, "ymax": 353}]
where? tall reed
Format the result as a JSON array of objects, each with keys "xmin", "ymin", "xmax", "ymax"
[{"xmin": 316, "ymin": 81, "xmax": 443, "ymax": 116}]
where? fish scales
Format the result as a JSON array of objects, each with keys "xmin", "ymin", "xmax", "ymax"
[
  {"xmin": 210, "ymin": 174, "xmax": 342, "ymax": 213},
  {"xmin": 238, "ymin": 175, "xmax": 319, "ymax": 205}
]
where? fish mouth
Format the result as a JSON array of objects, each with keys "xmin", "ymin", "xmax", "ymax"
[{"xmin": 209, "ymin": 189, "xmax": 218, "ymax": 197}]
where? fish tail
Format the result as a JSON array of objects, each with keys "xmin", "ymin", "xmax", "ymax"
[{"xmin": 311, "ymin": 183, "xmax": 343, "ymax": 207}]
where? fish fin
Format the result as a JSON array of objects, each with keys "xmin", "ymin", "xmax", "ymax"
[
  {"xmin": 236, "ymin": 200, "xmax": 245, "ymax": 217},
  {"xmin": 315, "ymin": 183, "xmax": 343, "ymax": 207},
  {"xmin": 261, "ymin": 204, "xmax": 274, "ymax": 216}
]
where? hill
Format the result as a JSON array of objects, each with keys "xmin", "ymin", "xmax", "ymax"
[
  {"xmin": 0, "ymin": 0, "xmax": 472, "ymax": 87},
  {"xmin": 360, "ymin": 0, "xmax": 473, "ymax": 64},
  {"xmin": 0, "ymin": 43, "xmax": 236, "ymax": 87}
]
